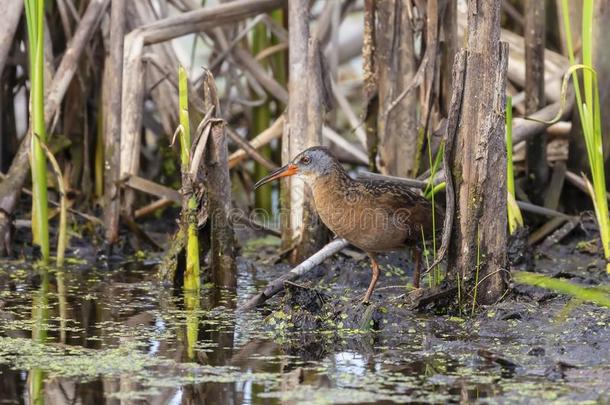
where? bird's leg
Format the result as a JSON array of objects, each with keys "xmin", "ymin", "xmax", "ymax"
[
  {"xmin": 412, "ymin": 247, "xmax": 421, "ymax": 289},
  {"xmin": 363, "ymin": 253, "xmax": 380, "ymax": 304}
]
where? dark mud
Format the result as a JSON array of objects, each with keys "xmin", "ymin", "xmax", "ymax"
[{"xmin": 0, "ymin": 230, "xmax": 608, "ymax": 404}]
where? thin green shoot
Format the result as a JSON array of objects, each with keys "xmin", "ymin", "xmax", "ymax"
[
  {"xmin": 25, "ymin": 0, "xmax": 49, "ymax": 263},
  {"xmin": 506, "ymin": 95, "xmax": 523, "ymax": 234},
  {"xmin": 425, "ymin": 136, "xmax": 443, "ymax": 286},
  {"xmin": 424, "ymin": 142, "xmax": 444, "ymax": 197},
  {"xmin": 420, "ymin": 226, "xmax": 431, "ymax": 288},
  {"xmin": 425, "ymin": 182, "xmax": 446, "ymax": 200},
  {"xmin": 560, "ymin": 0, "xmax": 610, "ymax": 273},
  {"xmin": 471, "ymin": 228, "xmax": 481, "ymax": 316},
  {"xmin": 35, "ymin": 135, "xmax": 68, "ymax": 268}
]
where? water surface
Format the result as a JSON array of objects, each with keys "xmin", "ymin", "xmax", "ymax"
[{"xmin": 0, "ymin": 255, "xmax": 608, "ymax": 404}]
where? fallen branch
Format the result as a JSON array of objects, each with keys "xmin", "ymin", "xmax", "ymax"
[
  {"xmin": 565, "ymin": 170, "xmax": 610, "ymax": 202},
  {"xmin": 528, "ymin": 217, "xmax": 569, "ymax": 246},
  {"xmin": 322, "ymin": 126, "xmax": 368, "ymax": 165},
  {"xmin": 512, "ymin": 97, "xmax": 574, "ymax": 144},
  {"xmin": 120, "ymin": 175, "xmax": 182, "ymax": 202},
  {"xmin": 228, "ymin": 115, "xmax": 284, "ymax": 168},
  {"xmin": 134, "ymin": 198, "xmax": 175, "ymax": 219},
  {"xmin": 516, "ymin": 201, "xmax": 568, "ymax": 219},
  {"xmin": 330, "ymin": 78, "xmax": 367, "ymax": 149},
  {"xmin": 239, "ymin": 238, "xmax": 349, "ymax": 310},
  {"xmin": 140, "ymin": 0, "xmax": 285, "ymax": 45}
]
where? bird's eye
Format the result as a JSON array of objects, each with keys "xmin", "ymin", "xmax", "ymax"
[{"xmin": 300, "ymin": 155, "xmax": 311, "ymax": 165}]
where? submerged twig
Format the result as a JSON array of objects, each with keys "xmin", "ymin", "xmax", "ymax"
[{"xmin": 239, "ymin": 238, "xmax": 349, "ymax": 310}]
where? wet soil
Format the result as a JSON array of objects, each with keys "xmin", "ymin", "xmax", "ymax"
[{"xmin": 0, "ymin": 230, "xmax": 608, "ymax": 404}]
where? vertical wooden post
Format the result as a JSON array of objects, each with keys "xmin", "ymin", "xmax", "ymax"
[
  {"xmin": 591, "ymin": 3, "xmax": 610, "ymax": 182},
  {"xmin": 447, "ymin": 0, "xmax": 509, "ymax": 306},
  {"xmin": 119, "ymin": 32, "xmax": 144, "ymax": 217},
  {"xmin": 363, "ymin": 0, "xmax": 378, "ymax": 172},
  {"xmin": 364, "ymin": 0, "xmax": 419, "ymax": 178},
  {"xmin": 525, "ymin": 0, "xmax": 548, "ymax": 203},
  {"xmin": 103, "ymin": 0, "xmax": 125, "ymax": 244},
  {"xmin": 282, "ymin": 0, "xmax": 329, "ymax": 261},
  {"xmin": 440, "ymin": 0, "xmax": 457, "ymax": 117},
  {"xmin": 202, "ymin": 71, "xmax": 237, "ymax": 289}
]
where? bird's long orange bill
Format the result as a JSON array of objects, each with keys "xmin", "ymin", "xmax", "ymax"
[{"xmin": 253, "ymin": 163, "xmax": 298, "ymax": 190}]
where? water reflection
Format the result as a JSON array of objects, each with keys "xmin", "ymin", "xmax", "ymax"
[
  {"xmin": 0, "ymin": 259, "xmax": 605, "ymax": 404},
  {"xmin": 28, "ymin": 267, "xmax": 48, "ymax": 405}
]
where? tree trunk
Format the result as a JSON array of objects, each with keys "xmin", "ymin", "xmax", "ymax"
[
  {"xmin": 447, "ymin": 0, "xmax": 509, "ymax": 306},
  {"xmin": 525, "ymin": 0, "xmax": 548, "ymax": 204},
  {"xmin": 281, "ymin": 0, "xmax": 329, "ymax": 261},
  {"xmin": 363, "ymin": 0, "xmax": 378, "ymax": 171},
  {"xmin": 202, "ymin": 71, "xmax": 237, "ymax": 289},
  {"xmin": 367, "ymin": 0, "xmax": 419, "ymax": 178},
  {"xmin": 103, "ymin": 0, "xmax": 126, "ymax": 245}
]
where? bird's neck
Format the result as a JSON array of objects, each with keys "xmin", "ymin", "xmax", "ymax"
[{"xmin": 309, "ymin": 164, "xmax": 354, "ymax": 200}]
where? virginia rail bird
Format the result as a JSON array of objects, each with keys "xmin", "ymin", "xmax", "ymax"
[{"xmin": 254, "ymin": 146, "xmax": 439, "ymax": 303}]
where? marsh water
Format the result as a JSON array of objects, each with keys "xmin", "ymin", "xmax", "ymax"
[{"xmin": 0, "ymin": 238, "xmax": 608, "ymax": 404}]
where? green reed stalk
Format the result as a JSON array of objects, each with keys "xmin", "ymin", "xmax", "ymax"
[
  {"xmin": 180, "ymin": 65, "xmax": 200, "ymax": 358},
  {"xmin": 25, "ymin": 0, "xmax": 49, "ymax": 263},
  {"xmin": 178, "ymin": 66, "xmax": 200, "ymax": 293},
  {"xmin": 185, "ymin": 289, "xmax": 199, "ymax": 360},
  {"xmin": 251, "ymin": 22, "xmax": 272, "ymax": 212},
  {"xmin": 514, "ymin": 271, "xmax": 610, "ymax": 308},
  {"xmin": 561, "ymin": 0, "xmax": 610, "ymax": 273},
  {"xmin": 506, "ymin": 96, "xmax": 523, "ymax": 234},
  {"xmin": 270, "ymin": 9, "xmax": 287, "ymax": 91}
]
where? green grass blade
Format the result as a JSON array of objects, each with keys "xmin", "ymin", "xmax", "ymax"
[
  {"xmin": 560, "ymin": 2, "xmax": 610, "ymax": 272},
  {"xmin": 513, "ymin": 271, "xmax": 610, "ymax": 308}
]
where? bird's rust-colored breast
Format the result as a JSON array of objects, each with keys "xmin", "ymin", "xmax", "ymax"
[{"xmin": 310, "ymin": 172, "xmax": 438, "ymax": 252}]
